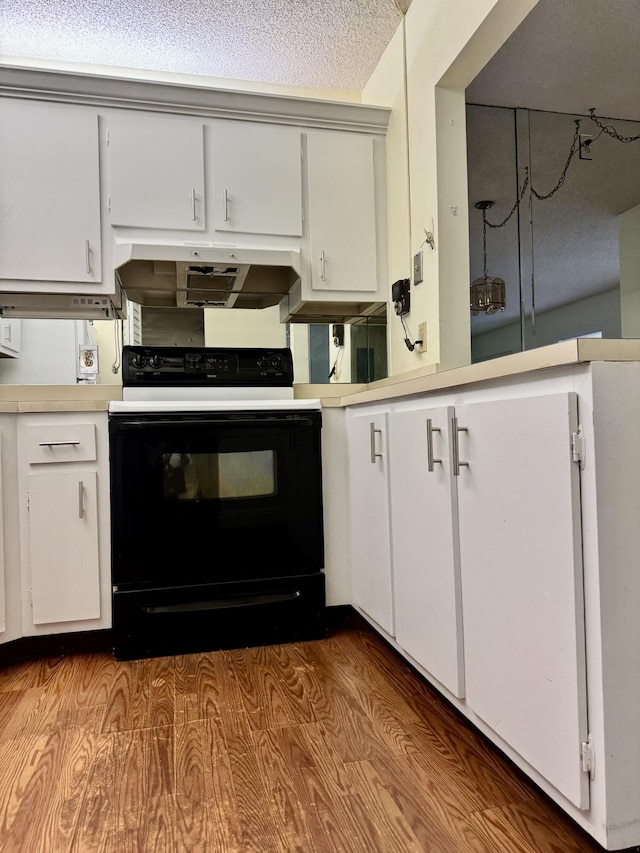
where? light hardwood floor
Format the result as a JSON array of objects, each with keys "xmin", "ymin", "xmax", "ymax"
[{"xmin": 0, "ymin": 614, "xmax": 611, "ymax": 852}]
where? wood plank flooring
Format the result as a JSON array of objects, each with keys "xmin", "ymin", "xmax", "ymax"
[{"xmin": 0, "ymin": 615, "xmax": 611, "ymax": 852}]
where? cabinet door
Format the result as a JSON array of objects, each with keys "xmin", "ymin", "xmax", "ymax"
[
  {"xmin": 212, "ymin": 122, "xmax": 302, "ymax": 236},
  {"xmin": 0, "ymin": 320, "xmax": 20, "ymax": 358},
  {"xmin": 107, "ymin": 112, "xmax": 205, "ymax": 230},
  {"xmin": 388, "ymin": 406, "xmax": 464, "ymax": 697},
  {"xmin": 347, "ymin": 410, "xmax": 393, "ymax": 635},
  {"xmin": 306, "ymin": 132, "xmax": 378, "ymax": 293},
  {"xmin": 0, "ymin": 99, "xmax": 101, "ymax": 283},
  {"xmin": 0, "ymin": 433, "xmax": 4, "ymax": 637},
  {"xmin": 28, "ymin": 470, "xmax": 100, "ymax": 625},
  {"xmin": 456, "ymin": 393, "xmax": 589, "ymax": 809}
]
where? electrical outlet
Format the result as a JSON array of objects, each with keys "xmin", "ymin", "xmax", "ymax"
[
  {"xmin": 579, "ymin": 134, "xmax": 593, "ymax": 160},
  {"xmin": 417, "ymin": 322, "xmax": 427, "ymax": 353}
]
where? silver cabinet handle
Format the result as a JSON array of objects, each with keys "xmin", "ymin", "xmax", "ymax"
[
  {"xmin": 451, "ymin": 416, "xmax": 469, "ymax": 476},
  {"xmin": 38, "ymin": 440, "xmax": 81, "ymax": 447},
  {"xmin": 426, "ymin": 419, "xmax": 442, "ymax": 472},
  {"xmin": 223, "ymin": 188, "xmax": 229, "ymax": 222},
  {"xmin": 191, "ymin": 187, "xmax": 197, "ymax": 221},
  {"xmin": 369, "ymin": 421, "xmax": 383, "ymax": 464},
  {"xmin": 85, "ymin": 240, "xmax": 91, "ymax": 274},
  {"xmin": 78, "ymin": 480, "xmax": 84, "ymax": 519},
  {"xmin": 320, "ymin": 250, "xmax": 326, "ymax": 281}
]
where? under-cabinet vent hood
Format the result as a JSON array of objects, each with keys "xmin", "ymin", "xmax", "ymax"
[
  {"xmin": 0, "ymin": 292, "xmax": 125, "ymax": 320},
  {"xmin": 115, "ymin": 241, "xmax": 301, "ymax": 311},
  {"xmin": 113, "ymin": 239, "xmax": 387, "ymax": 322}
]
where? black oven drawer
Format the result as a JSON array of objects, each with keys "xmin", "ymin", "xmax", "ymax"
[{"xmin": 112, "ymin": 572, "xmax": 326, "ymax": 660}]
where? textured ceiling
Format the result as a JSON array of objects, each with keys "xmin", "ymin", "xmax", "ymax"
[
  {"xmin": 466, "ymin": 0, "xmax": 640, "ymax": 336},
  {"xmin": 0, "ymin": 0, "xmax": 407, "ymax": 92},
  {"xmin": 467, "ymin": 0, "xmax": 640, "ymax": 121}
]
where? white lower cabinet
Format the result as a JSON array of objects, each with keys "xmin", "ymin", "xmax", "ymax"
[
  {"xmin": 387, "ymin": 405, "xmax": 464, "ymax": 698},
  {"xmin": 0, "ymin": 432, "xmax": 5, "ymax": 637},
  {"xmin": 455, "ymin": 392, "xmax": 589, "ymax": 810},
  {"xmin": 17, "ymin": 413, "xmax": 110, "ymax": 635},
  {"xmin": 27, "ymin": 470, "xmax": 100, "ymax": 624},
  {"xmin": 347, "ymin": 408, "xmax": 394, "ymax": 635},
  {"xmin": 348, "ymin": 390, "xmax": 590, "ymax": 811}
]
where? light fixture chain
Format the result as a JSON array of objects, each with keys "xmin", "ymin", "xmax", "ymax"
[
  {"xmin": 588, "ymin": 108, "xmax": 640, "ymax": 143},
  {"xmin": 484, "ymin": 119, "xmax": 582, "ymax": 229},
  {"xmin": 486, "ymin": 172, "xmax": 530, "ymax": 229},
  {"xmin": 531, "ymin": 120, "xmax": 581, "ymax": 200},
  {"xmin": 482, "ymin": 208, "xmax": 488, "ymax": 277}
]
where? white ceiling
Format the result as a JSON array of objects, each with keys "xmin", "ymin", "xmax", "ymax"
[
  {"xmin": 466, "ymin": 0, "xmax": 640, "ymax": 337},
  {"xmin": 0, "ymin": 0, "xmax": 408, "ymax": 92},
  {"xmin": 467, "ymin": 0, "xmax": 640, "ymax": 121}
]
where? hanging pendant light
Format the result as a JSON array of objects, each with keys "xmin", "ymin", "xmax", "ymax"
[{"xmin": 470, "ymin": 200, "xmax": 506, "ymax": 315}]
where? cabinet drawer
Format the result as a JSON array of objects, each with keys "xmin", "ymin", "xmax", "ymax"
[{"xmin": 25, "ymin": 423, "xmax": 96, "ymax": 464}]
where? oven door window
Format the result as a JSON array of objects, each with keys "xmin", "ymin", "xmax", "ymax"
[
  {"xmin": 163, "ymin": 450, "xmax": 276, "ymax": 500},
  {"xmin": 110, "ymin": 414, "xmax": 324, "ymax": 587}
]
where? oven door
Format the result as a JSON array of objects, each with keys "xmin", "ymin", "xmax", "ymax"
[{"xmin": 109, "ymin": 410, "xmax": 324, "ymax": 589}]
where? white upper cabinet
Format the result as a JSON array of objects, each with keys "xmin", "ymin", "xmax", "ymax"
[
  {"xmin": 0, "ymin": 320, "xmax": 21, "ymax": 358},
  {"xmin": 212, "ymin": 122, "xmax": 303, "ymax": 236},
  {"xmin": 0, "ymin": 99, "xmax": 102, "ymax": 283},
  {"xmin": 106, "ymin": 111, "xmax": 205, "ymax": 230},
  {"xmin": 305, "ymin": 131, "xmax": 378, "ymax": 293}
]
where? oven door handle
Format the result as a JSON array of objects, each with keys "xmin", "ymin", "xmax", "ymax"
[{"xmin": 113, "ymin": 416, "xmax": 318, "ymax": 429}]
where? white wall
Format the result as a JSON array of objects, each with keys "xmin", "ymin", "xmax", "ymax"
[
  {"xmin": 619, "ymin": 203, "xmax": 640, "ymax": 338},
  {"xmin": 93, "ymin": 319, "xmax": 124, "ymax": 384},
  {"xmin": 472, "ymin": 288, "xmax": 621, "ymax": 362},
  {"xmin": 0, "ymin": 320, "xmax": 91, "ymax": 384},
  {"xmin": 328, "ymin": 327, "xmax": 352, "ymax": 384},
  {"xmin": 203, "ymin": 305, "xmax": 286, "ymax": 348},
  {"xmin": 362, "ymin": 0, "xmax": 539, "ymax": 376}
]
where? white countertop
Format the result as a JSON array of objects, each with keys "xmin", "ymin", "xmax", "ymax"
[
  {"xmin": 1, "ymin": 339, "xmax": 639, "ymax": 412},
  {"xmin": 320, "ymin": 339, "xmax": 640, "ymax": 407}
]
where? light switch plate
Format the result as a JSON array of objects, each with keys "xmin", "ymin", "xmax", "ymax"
[{"xmin": 413, "ymin": 251, "xmax": 423, "ymax": 285}]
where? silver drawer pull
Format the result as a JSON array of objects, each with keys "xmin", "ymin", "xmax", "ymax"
[
  {"xmin": 85, "ymin": 240, "xmax": 91, "ymax": 274},
  {"xmin": 369, "ymin": 421, "xmax": 383, "ymax": 464},
  {"xmin": 223, "ymin": 188, "xmax": 229, "ymax": 221},
  {"xmin": 78, "ymin": 480, "xmax": 84, "ymax": 519},
  {"xmin": 191, "ymin": 187, "xmax": 197, "ymax": 221},
  {"xmin": 426, "ymin": 419, "xmax": 442, "ymax": 472},
  {"xmin": 38, "ymin": 440, "xmax": 81, "ymax": 447},
  {"xmin": 451, "ymin": 416, "xmax": 469, "ymax": 476},
  {"xmin": 320, "ymin": 250, "xmax": 326, "ymax": 281}
]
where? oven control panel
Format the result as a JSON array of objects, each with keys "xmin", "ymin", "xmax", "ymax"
[{"xmin": 122, "ymin": 346, "xmax": 294, "ymax": 387}]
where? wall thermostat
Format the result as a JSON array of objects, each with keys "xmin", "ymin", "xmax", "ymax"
[{"xmin": 392, "ymin": 279, "xmax": 411, "ymax": 316}]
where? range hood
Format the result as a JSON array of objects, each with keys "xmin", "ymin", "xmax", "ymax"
[
  {"xmin": 113, "ymin": 239, "xmax": 387, "ymax": 323},
  {"xmin": 115, "ymin": 241, "xmax": 301, "ymax": 311},
  {"xmin": 0, "ymin": 291, "xmax": 125, "ymax": 320}
]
